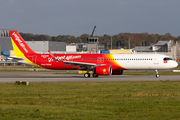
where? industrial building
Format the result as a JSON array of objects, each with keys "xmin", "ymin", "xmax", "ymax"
[
  {"xmin": 26, "ymin": 41, "xmax": 66, "ymax": 53},
  {"xmin": 133, "ymin": 40, "xmax": 180, "ymax": 59},
  {"xmin": 0, "ymin": 29, "xmax": 14, "ymax": 51}
]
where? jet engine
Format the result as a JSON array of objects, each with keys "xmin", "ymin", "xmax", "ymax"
[{"xmin": 95, "ymin": 66, "xmax": 112, "ymax": 75}]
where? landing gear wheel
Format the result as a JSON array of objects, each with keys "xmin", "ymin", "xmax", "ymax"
[
  {"xmin": 84, "ymin": 73, "xmax": 90, "ymax": 78},
  {"xmin": 155, "ymin": 70, "xmax": 160, "ymax": 78},
  {"xmin": 156, "ymin": 75, "xmax": 160, "ymax": 78},
  {"xmin": 93, "ymin": 73, "xmax": 98, "ymax": 77}
]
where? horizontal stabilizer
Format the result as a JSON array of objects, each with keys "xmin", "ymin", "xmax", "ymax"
[{"xmin": 8, "ymin": 56, "xmax": 25, "ymax": 60}]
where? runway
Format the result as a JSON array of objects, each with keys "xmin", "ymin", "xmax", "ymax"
[{"xmin": 0, "ymin": 72, "xmax": 180, "ymax": 83}]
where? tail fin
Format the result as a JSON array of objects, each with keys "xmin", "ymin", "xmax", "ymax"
[
  {"xmin": 9, "ymin": 31, "xmax": 38, "ymax": 66},
  {"xmin": 10, "ymin": 31, "xmax": 36, "ymax": 57}
]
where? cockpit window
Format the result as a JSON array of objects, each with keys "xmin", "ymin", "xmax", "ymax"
[{"xmin": 163, "ymin": 57, "xmax": 172, "ymax": 61}]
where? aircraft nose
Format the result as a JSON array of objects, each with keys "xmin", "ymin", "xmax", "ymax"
[{"xmin": 173, "ymin": 61, "xmax": 178, "ymax": 68}]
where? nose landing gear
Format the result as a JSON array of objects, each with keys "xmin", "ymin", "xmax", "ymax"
[{"xmin": 155, "ymin": 70, "xmax": 160, "ymax": 78}]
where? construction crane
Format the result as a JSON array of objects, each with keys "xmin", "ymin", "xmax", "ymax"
[{"xmin": 91, "ymin": 26, "xmax": 96, "ymax": 37}]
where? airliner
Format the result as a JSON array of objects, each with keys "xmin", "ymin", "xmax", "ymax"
[
  {"xmin": 9, "ymin": 31, "xmax": 178, "ymax": 78},
  {"xmin": 1, "ymin": 50, "xmax": 25, "ymax": 63}
]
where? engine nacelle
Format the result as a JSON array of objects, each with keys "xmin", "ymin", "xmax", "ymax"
[
  {"xmin": 112, "ymin": 70, "xmax": 123, "ymax": 75},
  {"xmin": 95, "ymin": 66, "xmax": 112, "ymax": 75}
]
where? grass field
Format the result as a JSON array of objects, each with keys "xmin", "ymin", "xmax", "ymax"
[{"xmin": 1, "ymin": 81, "xmax": 180, "ymax": 119}]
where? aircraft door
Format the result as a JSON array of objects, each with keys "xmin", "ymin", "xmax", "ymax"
[
  {"xmin": 28, "ymin": 55, "xmax": 37, "ymax": 63},
  {"xmin": 32, "ymin": 55, "xmax": 37, "ymax": 63},
  {"xmin": 154, "ymin": 55, "xmax": 159, "ymax": 64}
]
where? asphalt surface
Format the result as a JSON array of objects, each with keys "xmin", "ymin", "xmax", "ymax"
[{"xmin": 0, "ymin": 72, "xmax": 180, "ymax": 83}]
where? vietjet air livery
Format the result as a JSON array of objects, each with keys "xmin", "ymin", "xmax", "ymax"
[{"xmin": 9, "ymin": 31, "xmax": 178, "ymax": 78}]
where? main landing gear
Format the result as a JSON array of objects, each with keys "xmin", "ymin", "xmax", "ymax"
[
  {"xmin": 92, "ymin": 73, "xmax": 98, "ymax": 77},
  {"xmin": 155, "ymin": 70, "xmax": 160, "ymax": 78},
  {"xmin": 84, "ymin": 73, "xmax": 98, "ymax": 78},
  {"xmin": 84, "ymin": 73, "xmax": 90, "ymax": 78}
]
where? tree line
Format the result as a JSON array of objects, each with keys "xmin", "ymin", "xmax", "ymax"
[{"xmin": 20, "ymin": 32, "xmax": 180, "ymax": 49}]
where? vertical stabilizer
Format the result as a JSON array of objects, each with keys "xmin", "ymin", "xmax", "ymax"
[
  {"xmin": 9, "ymin": 31, "xmax": 37, "ymax": 66},
  {"xmin": 9, "ymin": 31, "xmax": 35, "ymax": 55}
]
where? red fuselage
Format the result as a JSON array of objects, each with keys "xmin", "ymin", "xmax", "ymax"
[{"xmin": 33, "ymin": 53, "xmax": 125, "ymax": 70}]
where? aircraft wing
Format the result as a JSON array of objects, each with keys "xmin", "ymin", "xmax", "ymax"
[
  {"xmin": 62, "ymin": 61, "xmax": 98, "ymax": 69},
  {"xmin": 48, "ymin": 50, "xmax": 102, "ymax": 69}
]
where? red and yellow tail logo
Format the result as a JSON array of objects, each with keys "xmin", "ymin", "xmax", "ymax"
[
  {"xmin": 10, "ymin": 31, "xmax": 35, "ymax": 55},
  {"xmin": 9, "ymin": 31, "xmax": 37, "ymax": 66}
]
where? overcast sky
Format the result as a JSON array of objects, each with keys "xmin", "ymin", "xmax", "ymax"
[{"xmin": 1, "ymin": 0, "xmax": 180, "ymax": 37}]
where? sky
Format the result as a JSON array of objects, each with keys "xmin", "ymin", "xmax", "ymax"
[{"xmin": 1, "ymin": 0, "xmax": 180, "ymax": 37}]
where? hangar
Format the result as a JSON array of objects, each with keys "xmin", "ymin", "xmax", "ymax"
[{"xmin": 26, "ymin": 41, "xmax": 66, "ymax": 53}]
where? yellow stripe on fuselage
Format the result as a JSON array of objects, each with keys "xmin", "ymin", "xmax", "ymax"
[
  {"xmin": 104, "ymin": 54, "xmax": 126, "ymax": 69},
  {"xmin": 11, "ymin": 38, "xmax": 37, "ymax": 66}
]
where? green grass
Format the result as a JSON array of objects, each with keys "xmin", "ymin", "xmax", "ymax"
[{"xmin": 1, "ymin": 81, "xmax": 180, "ymax": 119}]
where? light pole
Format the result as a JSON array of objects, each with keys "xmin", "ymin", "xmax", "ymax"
[
  {"xmin": 111, "ymin": 36, "xmax": 112, "ymax": 50},
  {"xmin": 128, "ymin": 38, "xmax": 130, "ymax": 49}
]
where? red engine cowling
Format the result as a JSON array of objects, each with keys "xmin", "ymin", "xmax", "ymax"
[
  {"xmin": 112, "ymin": 70, "xmax": 123, "ymax": 75},
  {"xmin": 95, "ymin": 66, "xmax": 112, "ymax": 75}
]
